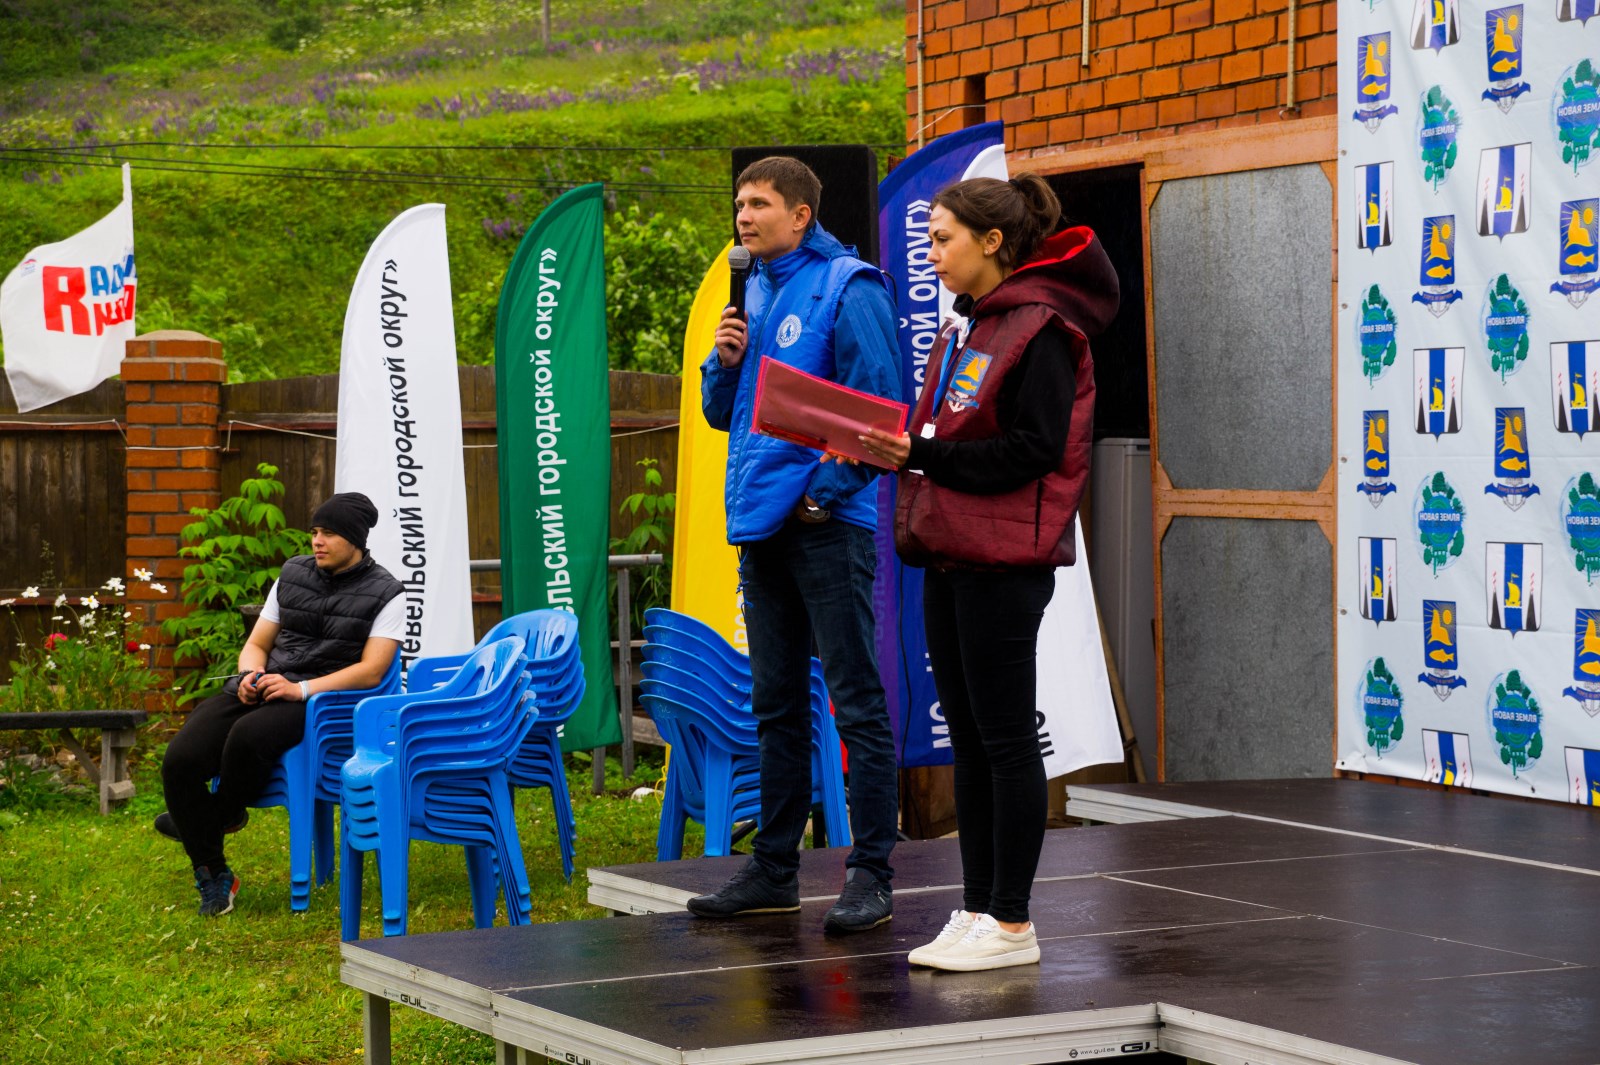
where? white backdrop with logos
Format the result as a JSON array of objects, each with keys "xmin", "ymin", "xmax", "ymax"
[{"xmin": 1336, "ymin": 0, "xmax": 1600, "ymax": 803}]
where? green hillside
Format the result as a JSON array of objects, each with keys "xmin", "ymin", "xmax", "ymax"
[{"xmin": 0, "ymin": 0, "xmax": 905, "ymax": 380}]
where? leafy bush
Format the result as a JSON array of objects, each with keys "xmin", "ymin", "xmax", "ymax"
[
  {"xmin": 135, "ymin": 284, "xmax": 270, "ymax": 384},
  {"xmin": 609, "ymin": 457, "xmax": 675, "ymax": 632},
  {"xmin": 265, "ymin": 0, "xmax": 326, "ymax": 51},
  {"xmin": 605, "ymin": 205, "xmax": 715, "ymax": 374},
  {"xmin": 0, "ymin": 578, "xmax": 161, "ymax": 718},
  {"xmin": 161, "ymin": 463, "xmax": 310, "ymax": 702}
]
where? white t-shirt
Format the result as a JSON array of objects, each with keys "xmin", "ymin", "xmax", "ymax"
[{"xmin": 261, "ymin": 580, "xmax": 407, "ymax": 643}]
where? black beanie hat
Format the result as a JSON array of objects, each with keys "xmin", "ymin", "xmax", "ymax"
[{"xmin": 311, "ymin": 492, "xmax": 380, "ymax": 551}]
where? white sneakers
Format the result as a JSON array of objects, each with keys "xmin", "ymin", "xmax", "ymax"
[
  {"xmin": 906, "ymin": 909, "xmax": 976, "ymax": 966},
  {"xmin": 909, "ymin": 912, "xmax": 1040, "ymax": 971}
]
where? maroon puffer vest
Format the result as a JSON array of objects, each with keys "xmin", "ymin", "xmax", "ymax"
[{"xmin": 894, "ymin": 227, "xmax": 1113, "ymax": 569}]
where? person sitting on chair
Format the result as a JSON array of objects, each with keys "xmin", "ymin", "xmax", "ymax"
[{"xmin": 154, "ymin": 492, "xmax": 404, "ymax": 917}]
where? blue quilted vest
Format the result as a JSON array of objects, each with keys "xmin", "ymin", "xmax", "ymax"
[{"xmin": 717, "ymin": 227, "xmax": 883, "ymax": 542}]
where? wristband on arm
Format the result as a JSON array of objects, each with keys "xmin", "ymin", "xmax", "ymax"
[{"xmin": 299, "ymin": 680, "xmax": 310, "ymax": 701}]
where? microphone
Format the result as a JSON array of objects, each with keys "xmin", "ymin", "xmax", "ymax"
[{"xmin": 728, "ymin": 245, "xmax": 752, "ymax": 320}]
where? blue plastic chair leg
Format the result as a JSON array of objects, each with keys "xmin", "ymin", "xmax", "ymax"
[
  {"xmin": 465, "ymin": 846, "xmax": 498, "ymax": 929},
  {"xmin": 656, "ymin": 771, "xmax": 687, "ymax": 861},
  {"xmin": 270, "ymin": 743, "xmax": 314, "ymax": 911},
  {"xmin": 544, "ymin": 734, "xmax": 577, "ymax": 843},
  {"xmin": 489, "ymin": 780, "xmax": 533, "ymax": 923},
  {"xmin": 313, "ymin": 798, "xmax": 337, "ymax": 889},
  {"xmin": 339, "ymin": 842, "xmax": 364, "ymax": 941},
  {"xmin": 814, "ymin": 735, "xmax": 853, "ymax": 850},
  {"xmin": 284, "ymin": 776, "xmax": 314, "ymax": 912},
  {"xmin": 375, "ymin": 790, "xmax": 411, "ymax": 937},
  {"xmin": 702, "ymin": 751, "xmax": 737, "ymax": 858},
  {"xmin": 545, "ymin": 782, "xmax": 576, "ymax": 882}
]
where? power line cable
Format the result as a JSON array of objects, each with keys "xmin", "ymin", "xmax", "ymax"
[
  {"xmin": 0, "ymin": 149, "xmax": 728, "ymax": 194},
  {"xmin": 1, "ymin": 139, "xmax": 904, "ymax": 153}
]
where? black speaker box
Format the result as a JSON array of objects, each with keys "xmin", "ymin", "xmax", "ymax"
[{"xmin": 731, "ymin": 145, "xmax": 879, "ymax": 263}]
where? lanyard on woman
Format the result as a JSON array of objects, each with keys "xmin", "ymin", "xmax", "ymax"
[{"xmin": 931, "ymin": 329, "xmax": 962, "ymax": 414}]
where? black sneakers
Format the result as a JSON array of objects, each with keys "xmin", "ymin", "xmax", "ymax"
[
  {"xmin": 194, "ymin": 865, "xmax": 240, "ymax": 917},
  {"xmin": 823, "ymin": 867, "xmax": 893, "ymax": 933},
  {"xmin": 685, "ymin": 860, "xmax": 801, "ymax": 917},
  {"xmin": 154, "ymin": 810, "xmax": 248, "ymax": 842}
]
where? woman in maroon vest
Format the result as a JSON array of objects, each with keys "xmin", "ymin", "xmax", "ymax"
[{"xmin": 858, "ymin": 174, "xmax": 1119, "ymax": 971}]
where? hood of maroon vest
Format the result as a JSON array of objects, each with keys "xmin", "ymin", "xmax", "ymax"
[{"xmin": 971, "ymin": 227, "xmax": 1119, "ymax": 339}]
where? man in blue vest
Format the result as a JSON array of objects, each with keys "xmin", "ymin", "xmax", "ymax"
[
  {"xmin": 155, "ymin": 492, "xmax": 404, "ymax": 917},
  {"xmin": 691, "ymin": 156, "xmax": 901, "ymax": 932}
]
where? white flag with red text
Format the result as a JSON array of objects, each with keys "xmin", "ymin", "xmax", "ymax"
[{"xmin": 1, "ymin": 164, "xmax": 136, "ymax": 412}]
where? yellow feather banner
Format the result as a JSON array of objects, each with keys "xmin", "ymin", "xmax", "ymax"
[{"xmin": 669, "ymin": 242, "xmax": 746, "ymax": 648}]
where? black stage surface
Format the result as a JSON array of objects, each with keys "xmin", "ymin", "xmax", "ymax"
[
  {"xmin": 1063, "ymin": 777, "xmax": 1600, "ymax": 873},
  {"xmin": 341, "ymin": 780, "xmax": 1600, "ymax": 1064}
]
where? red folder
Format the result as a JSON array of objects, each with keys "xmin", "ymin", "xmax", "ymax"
[{"xmin": 751, "ymin": 356, "xmax": 908, "ymax": 469}]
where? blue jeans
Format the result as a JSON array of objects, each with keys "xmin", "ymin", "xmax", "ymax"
[{"xmin": 739, "ymin": 518, "xmax": 898, "ymax": 884}]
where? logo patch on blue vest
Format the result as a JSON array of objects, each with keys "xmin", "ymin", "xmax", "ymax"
[
  {"xmin": 776, "ymin": 314, "xmax": 803, "ymax": 348},
  {"xmin": 945, "ymin": 349, "xmax": 993, "ymax": 413}
]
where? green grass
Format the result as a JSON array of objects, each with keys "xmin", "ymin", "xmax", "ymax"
[
  {"xmin": 0, "ymin": 0, "xmax": 905, "ymax": 379},
  {"xmin": 0, "ymin": 739, "xmax": 702, "ymax": 1064}
]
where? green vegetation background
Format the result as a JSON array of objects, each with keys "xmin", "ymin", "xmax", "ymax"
[
  {"xmin": 0, "ymin": 2, "xmax": 902, "ymax": 1061},
  {"xmin": 0, "ymin": 0, "xmax": 905, "ymax": 380}
]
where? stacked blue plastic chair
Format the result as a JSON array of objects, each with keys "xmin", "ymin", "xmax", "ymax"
[
  {"xmin": 641, "ymin": 607, "xmax": 851, "ymax": 861},
  {"xmin": 639, "ymin": 675, "xmax": 761, "ymax": 860},
  {"xmin": 247, "ymin": 654, "xmax": 402, "ymax": 911},
  {"xmin": 642, "ymin": 606, "xmax": 850, "ymax": 844},
  {"xmin": 408, "ymin": 610, "xmax": 584, "ymax": 880},
  {"xmin": 339, "ymin": 636, "xmax": 535, "ymax": 939}
]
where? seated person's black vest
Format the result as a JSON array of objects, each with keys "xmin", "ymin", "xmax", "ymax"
[{"xmin": 264, "ymin": 554, "xmax": 404, "ymax": 681}]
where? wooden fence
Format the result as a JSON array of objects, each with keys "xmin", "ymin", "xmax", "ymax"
[
  {"xmin": 0, "ymin": 365, "xmax": 680, "ymax": 678},
  {"xmin": 0, "ymin": 376, "xmax": 128, "ymax": 592}
]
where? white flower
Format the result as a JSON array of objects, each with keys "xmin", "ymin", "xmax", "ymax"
[
  {"xmin": 44, "ymin": 658, "xmax": 56, "ymax": 671},
  {"xmin": 53, "ymin": 594, "xmax": 67, "ymax": 608},
  {"xmin": 21, "ymin": 586, "xmax": 39, "ymax": 599},
  {"xmin": 80, "ymin": 595, "xmax": 99, "ymax": 610},
  {"xmin": 123, "ymin": 610, "xmax": 133, "ymax": 619},
  {"xmin": 149, "ymin": 583, "xmax": 169, "ymax": 595},
  {"xmin": 138, "ymin": 643, "xmax": 151, "ymax": 651},
  {"xmin": 133, "ymin": 567, "xmax": 152, "ymax": 581},
  {"xmin": 102, "ymin": 577, "xmax": 124, "ymax": 593},
  {"xmin": 0, "ymin": 599, "xmax": 13, "ymax": 607}
]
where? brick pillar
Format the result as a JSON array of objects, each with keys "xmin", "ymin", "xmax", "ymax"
[{"xmin": 122, "ymin": 330, "xmax": 225, "ymax": 708}]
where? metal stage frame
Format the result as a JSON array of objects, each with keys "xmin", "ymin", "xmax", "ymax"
[{"xmin": 340, "ymin": 779, "xmax": 1600, "ymax": 1065}]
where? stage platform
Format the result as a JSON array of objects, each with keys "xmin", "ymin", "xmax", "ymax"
[
  {"xmin": 1063, "ymin": 777, "xmax": 1600, "ymax": 874},
  {"xmin": 341, "ymin": 781, "xmax": 1600, "ymax": 1065}
]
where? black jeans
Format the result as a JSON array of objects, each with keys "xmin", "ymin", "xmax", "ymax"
[
  {"xmin": 923, "ymin": 566, "xmax": 1055, "ymax": 923},
  {"xmin": 739, "ymin": 518, "xmax": 898, "ymax": 884},
  {"xmin": 161, "ymin": 691, "xmax": 306, "ymax": 870}
]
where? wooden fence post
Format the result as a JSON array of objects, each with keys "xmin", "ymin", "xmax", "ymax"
[{"xmin": 121, "ymin": 330, "xmax": 225, "ymax": 709}]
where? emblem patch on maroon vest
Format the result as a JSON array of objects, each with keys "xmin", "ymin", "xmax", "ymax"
[{"xmin": 944, "ymin": 348, "xmax": 993, "ymax": 412}]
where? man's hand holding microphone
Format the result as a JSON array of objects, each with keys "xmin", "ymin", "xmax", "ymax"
[{"xmin": 716, "ymin": 246, "xmax": 752, "ymax": 368}]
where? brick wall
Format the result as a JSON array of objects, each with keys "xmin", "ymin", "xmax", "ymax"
[
  {"xmin": 121, "ymin": 331, "xmax": 225, "ymax": 707},
  {"xmin": 907, "ymin": 0, "xmax": 1337, "ymax": 153}
]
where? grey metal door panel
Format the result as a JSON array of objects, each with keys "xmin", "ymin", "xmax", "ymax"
[
  {"xmin": 1150, "ymin": 165, "xmax": 1333, "ymax": 494},
  {"xmin": 1161, "ymin": 516, "xmax": 1333, "ymax": 780}
]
